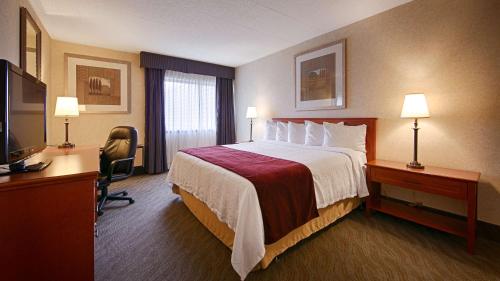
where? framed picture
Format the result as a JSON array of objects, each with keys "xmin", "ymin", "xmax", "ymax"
[
  {"xmin": 20, "ymin": 7, "xmax": 42, "ymax": 80},
  {"xmin": 65, "ymin": 53, "xmax": 131, "ymax": 113},
  {"xmin": 295, "ymin": 39, "xmax": 345, "ymax": 110}
]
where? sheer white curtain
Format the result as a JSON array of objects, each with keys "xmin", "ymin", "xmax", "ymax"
[{"xmin": 165, "ymin": 70, "xmax": 216, "ymax": 167}]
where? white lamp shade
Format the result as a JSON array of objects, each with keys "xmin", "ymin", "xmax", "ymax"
[
  {"xmin": 400, "ymin": 93, "xmax": 430, "ymax": 118},
  {"xmin": 246, "ymin": 106, "xmax": 257, "ymax": 118},
  {"xmin": 54, "ymin": 97, "xmax": 80, "ymax": 117}
]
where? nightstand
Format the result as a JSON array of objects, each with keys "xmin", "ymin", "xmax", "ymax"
[{"xmin": 366, "ymin": 160, "xmax": 480, "ymax": 254}]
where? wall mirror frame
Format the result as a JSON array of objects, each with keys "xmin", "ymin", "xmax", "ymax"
[{"xmin": 20, "ymin": 7, "xmax": 41, "ymax": 79}]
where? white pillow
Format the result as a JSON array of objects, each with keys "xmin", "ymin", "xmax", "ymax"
[
  {"xmin": 288, "ymin": 122, "xmax": 306, "ymax": 144},
  {"xmin": 264, "ymin": 120, "xmax": 277, "ymax": 140},
  {"xmin": 276, "ymin": 121, "xmax": 288, "ymax": 142},
  {"xmin": 322, "ymin": 121, "xmax": 344, "ymax": 127},
  {"xmin": 304, "ymin": 121, "xmax": 324, "ymax": 146},
  {"xmin": 321, "ymin": 121, "xmax": 343, "ymax": 145},
  {"xmin": 324, "ymin": 122, "xmax": 367, "ymax": 152}
]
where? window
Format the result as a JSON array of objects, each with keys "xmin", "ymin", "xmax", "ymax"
[{"xmin": 164, "ymin": 70, "xmax": 216, "ymax": 166}]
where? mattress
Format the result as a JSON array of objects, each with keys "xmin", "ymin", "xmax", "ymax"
[{"xmin": 167, "ymin": 141, "xmax": 369, "ymax": 279}]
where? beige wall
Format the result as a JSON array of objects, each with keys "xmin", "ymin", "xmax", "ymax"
[
  {"xmin": 0, "ymin": 0, "xmax": 51, "ymax": 87},
  {"xmin": 0, "ymin": 0, "xmax": 144, "ymax": 162},
  {"xmin": 235, "ymin": 0, "xmax": 500, "ymax": 225},
  {"xmin": 0, "ymin": 0, "xmax": 53, "ymax": 144},
  {"xmin": 0, "ymin": 0, "xmax": 21, "ymax": 65},
  {"xmin": 49, "ymin": 40, "xmax": 145, "ymax": 147}
]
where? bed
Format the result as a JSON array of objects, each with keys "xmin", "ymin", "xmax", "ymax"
[{"xmin": 167, "ymin": 118, "xmax": 377, "ymax": 280}]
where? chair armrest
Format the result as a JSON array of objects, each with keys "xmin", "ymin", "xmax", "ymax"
[{"xmin": 106, "ymin": 157, "xmax": 135, "ymax": 181}]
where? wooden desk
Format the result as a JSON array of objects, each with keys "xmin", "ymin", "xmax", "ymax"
[
  {"xmin": 0, "ymin": 146, "xmax": 99, "ymax": 281},
  {"xmin": 366, "ymin": 160, "xmax": 480, "ymax": 254}
]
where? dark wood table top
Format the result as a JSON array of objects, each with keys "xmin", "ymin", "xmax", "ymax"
[
  {"xmin": 367, "ymin": 159, "xmax": 480, "ymax": 182},
  {"xmin": 0, "ymin": 145, "xmax": 100, "ymax": 190}
]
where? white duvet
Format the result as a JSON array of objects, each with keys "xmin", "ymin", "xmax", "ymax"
[{"xmin": 166, "ymin": 141, "xmax": 369, "ymax": 280}]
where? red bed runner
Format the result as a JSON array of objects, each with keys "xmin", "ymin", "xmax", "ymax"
[{"xmin": 181, "ymin": 145, "xmax": 319, "ymax": 244}]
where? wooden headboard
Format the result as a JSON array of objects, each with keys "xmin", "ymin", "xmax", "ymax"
[{"xmin": 272, "ymin": 118, "xmax": 377, "ymax": 162}]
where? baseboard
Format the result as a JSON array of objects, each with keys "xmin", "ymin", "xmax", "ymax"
[
  {"xmin": 133, "ymin": 166, "xmax": 146, "ymax": 175},
  {"xmin": 478, "ymin": 221, "xmax": 500, "ymax": 243}
]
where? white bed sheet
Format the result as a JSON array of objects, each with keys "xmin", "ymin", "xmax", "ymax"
[{"xmin": 166, "ymin": 141, "xmax": 369, "ymax": 280}]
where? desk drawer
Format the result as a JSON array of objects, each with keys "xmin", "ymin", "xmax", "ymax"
[{"xmin": 371, "ymin": 167, "xmax": 467, "ymax": 199}]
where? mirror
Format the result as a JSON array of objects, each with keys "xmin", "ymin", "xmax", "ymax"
[{"xmin": 20, "ymin": 7, "xmax": 41, "ymax": 79}]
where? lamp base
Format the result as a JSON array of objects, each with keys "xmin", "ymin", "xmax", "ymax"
[
  {"xmin": 58, "ymin": 142, "xmax": 75, "ymax": 149},
  {"xmin": 407, "ymin": 161, "xmax": 424, "ymax": 169}
]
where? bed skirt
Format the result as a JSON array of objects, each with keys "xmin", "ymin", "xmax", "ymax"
[{"xmin": 172, "ymin": 184, "xmax": 360, "ymax": 270}]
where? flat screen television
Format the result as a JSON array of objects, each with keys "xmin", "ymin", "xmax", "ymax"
[{"xmin": 0, "ymin": 59, "xmax": 47, "ymax": 171}]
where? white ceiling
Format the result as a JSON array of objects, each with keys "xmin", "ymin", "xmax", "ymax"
[{"xmin": 30, "ymin": 0, "xmax": 411, "ymax": 67}]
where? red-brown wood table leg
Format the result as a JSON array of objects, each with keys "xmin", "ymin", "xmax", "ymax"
[
  {"xmin": 467, "ymin": 182, "xmax": 477, "ymax": 254},
  {"xmin": 366, "ymin": 168, "xmax": 381, "ymax": 217}
]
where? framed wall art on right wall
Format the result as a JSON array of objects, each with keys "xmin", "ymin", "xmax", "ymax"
[{"xmin": 295, "ymin": 39, "xmax": 346, "ymax": 111}]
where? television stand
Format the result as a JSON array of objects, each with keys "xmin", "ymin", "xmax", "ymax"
[
  {"xmin": 25, "ymin": 160, "xmax": 52, "ymax": 171},
  {"xmin": 2, "ymin": 159, "xmax": 52, "ymax": 175},
  {"xmin": 8, "ymin": 161, "xmax": 27, "ymax": 172}
]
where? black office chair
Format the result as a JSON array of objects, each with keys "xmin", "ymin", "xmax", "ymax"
[{"xmin": 97, "ymin": 126, "xmax": 138, "ymax": 216}]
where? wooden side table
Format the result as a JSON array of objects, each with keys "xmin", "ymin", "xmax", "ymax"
[{"xmin": 366, "ymin": 160, "xmax": 480, "ymax": 254}]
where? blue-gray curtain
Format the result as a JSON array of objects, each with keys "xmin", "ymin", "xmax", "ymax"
[
  {"xmin": 144, "ymin": 68, "xmax": 167, "ymax": 174},
  {"xmin": 216, "ymin": 77, "xmax": 236, "ymax": 145},
  {"xmin": 141, "ymin": 51, "xmax": 236, "ymax": 171}
]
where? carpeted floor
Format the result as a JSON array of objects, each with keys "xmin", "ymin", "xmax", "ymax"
[{"xmin": 95, "ymin": 174, "xmax": 500, "ymax": 281}]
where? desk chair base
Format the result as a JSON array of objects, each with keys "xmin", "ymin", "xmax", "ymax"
[{"xmin": 97, "ymin": 187, "xmax": 134, "ymax": 216}]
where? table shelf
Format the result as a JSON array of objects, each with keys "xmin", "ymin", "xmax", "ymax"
[{"xmin": 371, "ymin": 198, "xmax": 467, "ymax": 238}]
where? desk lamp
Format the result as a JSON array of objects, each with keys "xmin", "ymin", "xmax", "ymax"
[
  {"xmin": 54, "ymin": 96, "xmax": 79, "ymax": 148},
  {"xmin": 400, "ymin": 93, "xmax": 430, "ymax": 169},
  {"xmin": 246, "ymin": 107, "xmax": 257, "ymax": 142}
]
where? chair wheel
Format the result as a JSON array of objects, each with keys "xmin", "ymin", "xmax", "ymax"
[
  {"xmin": 129, "ymin": 199, "xmax": 135, "ymax": 204},
  {"xmin": 123, "ymin": 192, "xmax": 128, "ymax": 196}
]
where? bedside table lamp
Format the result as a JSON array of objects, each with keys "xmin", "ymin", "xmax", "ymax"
[
  {"xmin": 246, "ymin": 106, "xmax": 257, "ymax": 142},
  {"xmin": 400, "ymin": 93, "xmax": 430, "ymax": 169},
  {"xmin": 54, "ymin": 97, "xmax": 79, "ymax": 148}
]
